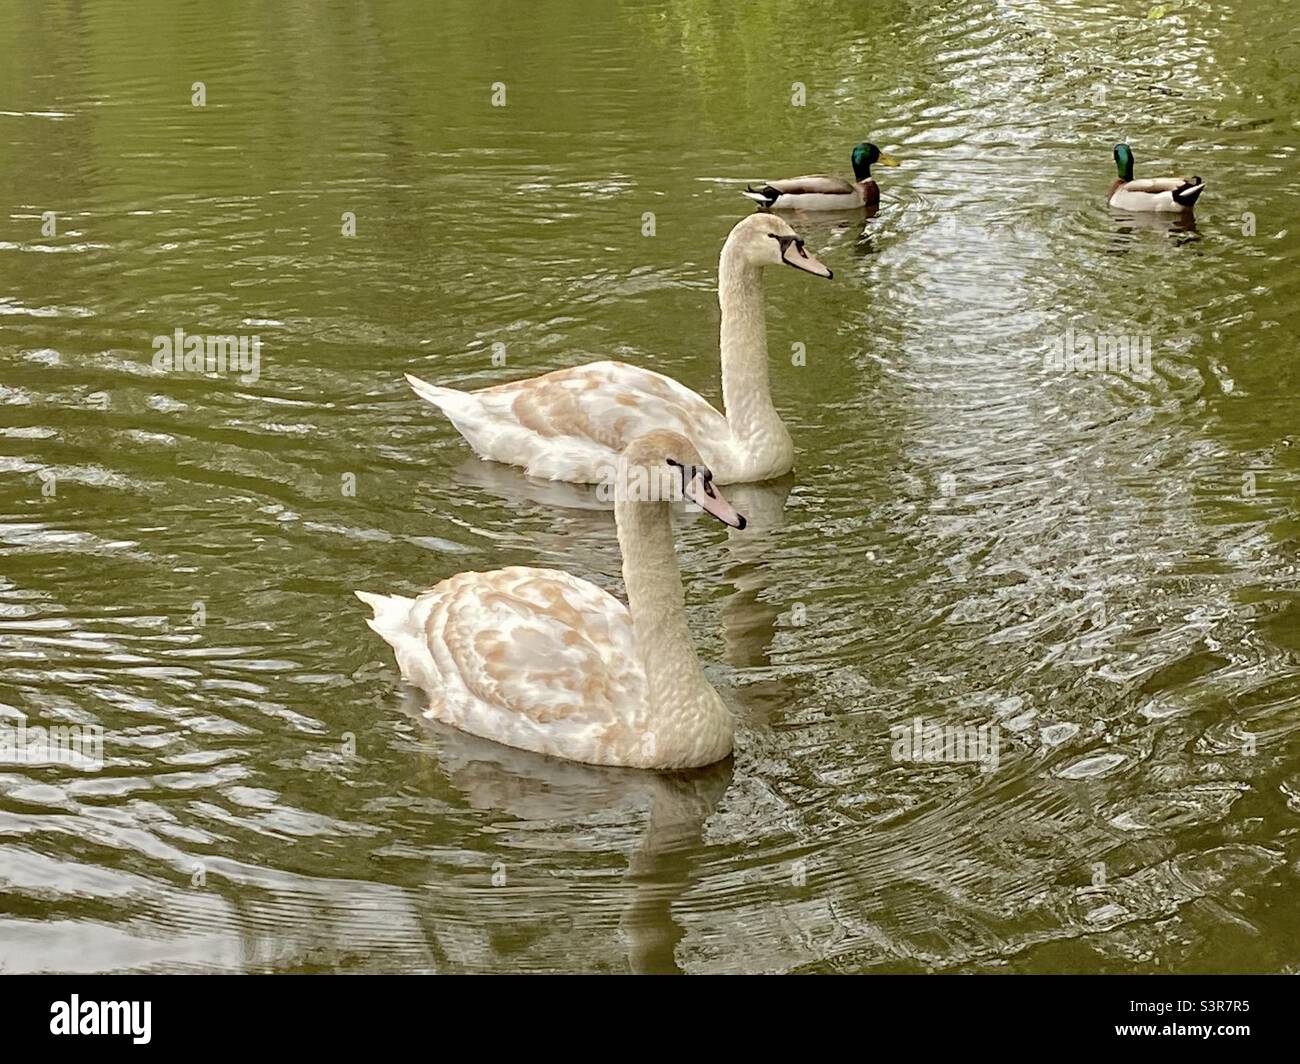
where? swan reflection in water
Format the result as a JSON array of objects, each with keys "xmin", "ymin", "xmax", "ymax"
[{"xmin": 395, "ymin": 684, "xmax": 732, "ymax": 974}]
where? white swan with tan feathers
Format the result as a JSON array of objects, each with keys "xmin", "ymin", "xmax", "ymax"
[
  {"xmin": 357, "ymin": 432, "xmax": 746, "ymax": 770},
  {"xmin": 404, "ymin": 213, "xmax": 833, "ymax": 485}
]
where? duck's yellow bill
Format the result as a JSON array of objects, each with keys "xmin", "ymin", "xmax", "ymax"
[{"xmin": 877, "ymin": 153, "xmax": 901, "ymax": 167}]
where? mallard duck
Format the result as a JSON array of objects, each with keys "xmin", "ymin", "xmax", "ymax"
[
  {"xmin": 1107, "ymin": 143, "xmax": 1205, "ymax": 213},
  {"xmin": 405, "ymin": 213, "xmax": 832, "ymax": 485},
  {"xmin": 742, "ymin": 141, "xmax": 900, "ymax": 210},
  {"xmin": 356, "ymin": 431, "xmax": 744, "ymax": 769}
]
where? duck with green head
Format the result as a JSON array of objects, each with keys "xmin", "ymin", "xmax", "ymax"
[
  {"xmin": 1107, "ymin": 143, "xmax": 1205, "ymax": 213},
  {"xmin": 743, "ymin": 141, "xmax": 900, "ymax": 210}
]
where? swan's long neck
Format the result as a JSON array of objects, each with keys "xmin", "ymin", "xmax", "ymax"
[
  {"xmin": 718, "ymin": 243, "xmax": 792, "ymax": 469},
  {"xmin": 615, "ymin": 499, "xmax": 732, "ymax": 767}
]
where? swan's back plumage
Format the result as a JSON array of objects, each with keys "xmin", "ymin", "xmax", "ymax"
[
  {"xmin": 406, "ymin": 361, "xmax": 731, "ymax": 482},
  {"xmin": 356, "ymin": 567, "xmax": 655, "ymax": 765}
]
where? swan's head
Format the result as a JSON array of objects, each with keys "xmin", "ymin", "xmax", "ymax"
[
  {"xmin": 725, "ymin": 213, "xmax": 833, "ymax": 280},
  {"xmin": 615, "ymin": 431, "xmax": 747, "ymax": 530}
]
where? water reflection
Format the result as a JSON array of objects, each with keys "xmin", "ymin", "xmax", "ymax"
[
  {"xmin": 399, "ymin": 687, "xmax": 731, "ymax": 975},
  {"xmin": 1107, "ymin": 209, "xmax": 1201, "ymax": 250},
  {"xmin": 448, "ymin": 455, "xmax": 609, "ymax": 513}
]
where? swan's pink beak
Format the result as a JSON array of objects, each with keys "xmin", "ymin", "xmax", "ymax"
[
  {"xmin": 686, "ymin": 471, "xmax": 747, "ymax": 529},
  {"xmin": 782, "ymin": 242, "xmax": 833, "ymax": 279}
]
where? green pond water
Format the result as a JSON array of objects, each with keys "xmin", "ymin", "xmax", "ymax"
[{"xmin": 1, "ymin": 0, "xmax": 1298, "ymax": 973}]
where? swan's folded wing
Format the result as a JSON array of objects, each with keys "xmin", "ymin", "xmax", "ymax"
[
  {"xmin": 427, "ymin": 567, "xmax": 647, "ymax": 755},
  {"xmin": 764, "ymin": 174, "xmax": 857, "ymax": 196},
  {"xmin": 481, "ymin": 361, "xmax": 729, "ymax": 458}
]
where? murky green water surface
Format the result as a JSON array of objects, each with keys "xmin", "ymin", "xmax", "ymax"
[{"xmin": 2, "ymin": 0, "xmax": 1298, "ymax": 972}]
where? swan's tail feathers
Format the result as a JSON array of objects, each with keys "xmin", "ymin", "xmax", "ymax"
[
  {"xmin": 354, "ymin": 590, "xmax": 415, "ymax": 644},
  {"xmin": 742, "ymin": 184, "xmax": 780, "ymax": 209},
  {"xmin": 1173, "ymin": 178, "xmax": 1206, "ymax": 208},
  {"xmin": 404, "ymin": 373, "xmax": 477, "ymax": 419}
]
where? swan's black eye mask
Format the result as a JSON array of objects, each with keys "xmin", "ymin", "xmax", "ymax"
[
  {"xmin": 665, "ymin": 458, "xmax": 716, "ymax": 496},
  {"xmin": 768, "ymin": 232, "xmax": 807, "ymax": 261}
]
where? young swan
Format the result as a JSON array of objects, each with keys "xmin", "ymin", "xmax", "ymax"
[
  {"xmin": 404, "ymin": 213, "xmax": 832, "ymax": 486},
  {"xmin": 356, "ymin": 431, "xmax": 746, "ymax": 770},
  {"xmin": 1107, "ymin": 143, "xmax": 1205, "ymax": 213}
]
